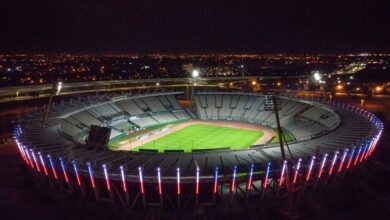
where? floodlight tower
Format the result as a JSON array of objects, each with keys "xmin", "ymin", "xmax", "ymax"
[
  {"xmin": 42, "ymin": 81, "xmax": 62, "ymax": 127},
  {"xmin": 191, "ymin": 69, "xmax": 199, "ymax": 110}
]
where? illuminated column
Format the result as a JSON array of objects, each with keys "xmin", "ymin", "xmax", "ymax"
[
  {"xmin": 48, "ymin": 154, "xmax": 58, "ymax": 180},
  {"xmin": 353, "ymin": 146, "xmax": 362, "ymax": 166},
  {"xmin": 279, "ymin": 160, "xmax": 287, "ymax": 187},
  {"xmin": 346, "ymin": 148, "xmax": 356, "ymax": 169},
  {"xmin": 328, "ymin": 152, "xmax": 338, "ymax": 176},
  {"xmin": 359, "ymin": 144, "xmax": 368, "ymax": 163},
  {"xmin": 24, "ymin": 148, "xmax": 34, "ymax": 169},
  {"xmin": 87, "ymin": 162, "xmax": 96, "ymax": 189},
  {"xmin": 292, "ymin": 158, "xmax": 302, "ymax": 187},
  {"xmin": 72, "ymin": 160, "xmax": 81, "ymax": 187},
  {"xmin": 102, "ymin": 164, "xmax": 110, "ymax": 191},
  {"xmin": 195, "ymin": 167, "xmax": 200, "ymax": 206},
  {"xmin": 120, "ymin": 166, "xmax": 127, "ymax": 193},
  {"xmin": 263, "ymin": 162, "xmax": 271, "ymax": 189},
  {"xmin": 157, "ymin": 167, "xmax": 163, "ymax": 207},
  {"xmin": 59, "ymin": 157, "xmax": 69, "ymax": 183},
  {"xmin": 338, "ymin": 149, "xmax": 348, "ymax": 173},
  {"xmin": 305, "ymin": 156, "xmax": 316, "ymax": 182},
  {"xmin": 230, "ymin": 165, "xmax": 237, "ymax": 194},
  {"xmin": 213, "ymin": 166, "xmax": 219, "ymax": 202},
  {"xmin": 38, "ymin": 152, "xmax": 49, "ymax": 176},
  {"xmin": 31, "ymin": 150, "xmax": 41, "ymax": 173},
  {"xmin": 247, "ymin": 164, "xmax": 254, "ymax": 191},
  {"xmin": 176, "ymin": 167, "xmax": 180, "ymax": 208},
  {"xmin": 138, "ymin": 167, "xmax": 146, "ymax": 207},
  {"xmin": 317, "ymin": 154, "xmax": 328, "ymax": 179}
]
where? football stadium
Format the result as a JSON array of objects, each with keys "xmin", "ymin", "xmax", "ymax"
[{"xmin": 12, "ymin": 78, "xmax": 383, "ymax": 212}]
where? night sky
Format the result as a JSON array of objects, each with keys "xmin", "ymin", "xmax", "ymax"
[{"xmin": 1, "ymin": 0, "xmax": 389, "ymax": 54}]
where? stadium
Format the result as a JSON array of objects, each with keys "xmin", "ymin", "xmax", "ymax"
[{"xmin": 12, "ymin": 78, "xmax": 383, "ymax": 212}]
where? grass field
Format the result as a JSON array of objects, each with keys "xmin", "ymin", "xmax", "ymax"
[{"xmin": 131, "ymin": 124, "xmax": 263, "ymax": 152}]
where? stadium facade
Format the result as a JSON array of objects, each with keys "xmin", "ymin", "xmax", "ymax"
[{"xmin": 13, "ymin": 87, "xmax": 383, "ymax": 210}]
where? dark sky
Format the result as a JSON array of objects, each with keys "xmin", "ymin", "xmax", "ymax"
[{"xmin": 1, "ymin": 0, "xmax": 389, "ymax": 54}]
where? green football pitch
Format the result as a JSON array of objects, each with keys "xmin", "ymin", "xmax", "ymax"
[{"xmin": 130, "ymin": 124, "xmax": 264, "ymax": 152}]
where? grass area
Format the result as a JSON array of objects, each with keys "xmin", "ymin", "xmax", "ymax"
[
  {"xmin": 132, "ymin": 123, "xmax": 263, "ymax": 152},
  {"xmin": 108, "ymin": 120, "xmax": 186, "ymax": 150},
  {"xmin": 270, "ymin": 128, "xmax": 295, "ymax": 144}
]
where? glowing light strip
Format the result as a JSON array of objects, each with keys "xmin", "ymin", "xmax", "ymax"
[
  {"xmin": 138, "ymin": 167, "xmax": 144, "ymax": 194},
  {"xmin": 120, "ymin": 166, "xmax": 127, "ymax": 192},
  {"xmin": 24, "ymin": 148, "xmax": 34, "ymax": 169},
  {"xmin": 353, "ymin": 146, "xmax": 362, "ymax": 166},
  {"xmin": 48, "ymin": 155, "xmax": 58, "ymax": 179},
  {"xmin": 231, "ymin": 165, "xmax": 237, "ymax": 193},
  {"xmin": 328, "ymin": 152, "xmax": 338, "ymax": 176},
  {"xmin": 213, "ymin": 167, "xmax": 219, "ymax": 194},
  {"xmin": 59, "ymin": 158, "xmax": 69, "ymax": 183},
  {"xmin": 21, "ymin": 147, "xmax": 30, "ymax": 166},
  {"xmin": 317, "ymin": 154, "xmax": 328, "ymax": 178},
  {"xmin": 102, "ymin": 164, "xmax": 111, "ymax": 191},
  {"xmin": 31, "ymin": 150, "xmax": 41, "ymax": 172},
  {"xmin": 365, "ymin": 140, "xmax": 374, "ymax": 159},
  {"xmin": 196, "ymin": 167, "xmax": 200, "ymax": 194},
  {"xmin": 306, "ymin": 156, "xmax": 316, "ymax": 181},
  {"xmin": 157, "ymin": 167, "xmax": 162, "ymax": 195},
  {"xmin": 263, "ymin": 162, "xmax": 271, "ymax": 188},
  {"xmin": 247, "ymin": 164, "xmax": 254, "ymax": 190},
  {"xmin": 359, "ymin": 144, "xmax": 368, "ymax": 163},
  {"xmin": 15, "ymin": 140, "xmax": 27, "ymax": 162},
  {"xmin": 346, "ymin": 148, "xmax": 355, "ymax": 169},
  {"xmin": 293, "ymin": 158, "xmax": 302, "ymax": 185},
  {"xmin": 72, "ymin": 161, "xmax": 81, "ymax": 186},
  {"xmin": 87, "ymin": 162, "xmax": 95, "ymax": 189},
  {"xmin": 38, "ymin": 152, "xmax": 49, "ymax": 176},
  {"xmin": 338, "ymin": 149, "xmax": 348, "ymax": 173},
  {"xmin": 279, "ymin": 160, "xmax": 287, "ymax": 186},
  {"xmin": 177, "ymin": 168, "xmax": 180, "ymax": 195}
]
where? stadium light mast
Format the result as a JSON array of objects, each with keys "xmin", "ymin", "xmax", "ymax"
[
  {"xmin": 191, "ymin": 69, "xmax": 200, "ymax": 110},
  {"xmin": 42, "ymin": 81, "xmax": 62, "ymax": 127}
]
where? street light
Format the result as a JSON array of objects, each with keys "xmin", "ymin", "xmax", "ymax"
[{"xmin": 191, "ymin": 69, "xmax": 200, "ymax": 110}]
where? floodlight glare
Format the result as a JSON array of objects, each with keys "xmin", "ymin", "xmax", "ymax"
[
  {"xmin": 313, "ymin": 72, "xmax": 321, "ymax": 81},
  {"xmin": 192, "ymin": 69, "xmax": 199, "ymax": 78}
]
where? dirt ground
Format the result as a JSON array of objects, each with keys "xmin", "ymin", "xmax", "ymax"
[{"xmin": 118, "ymin": 119, "xmax": 275, "ymax": 151}]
